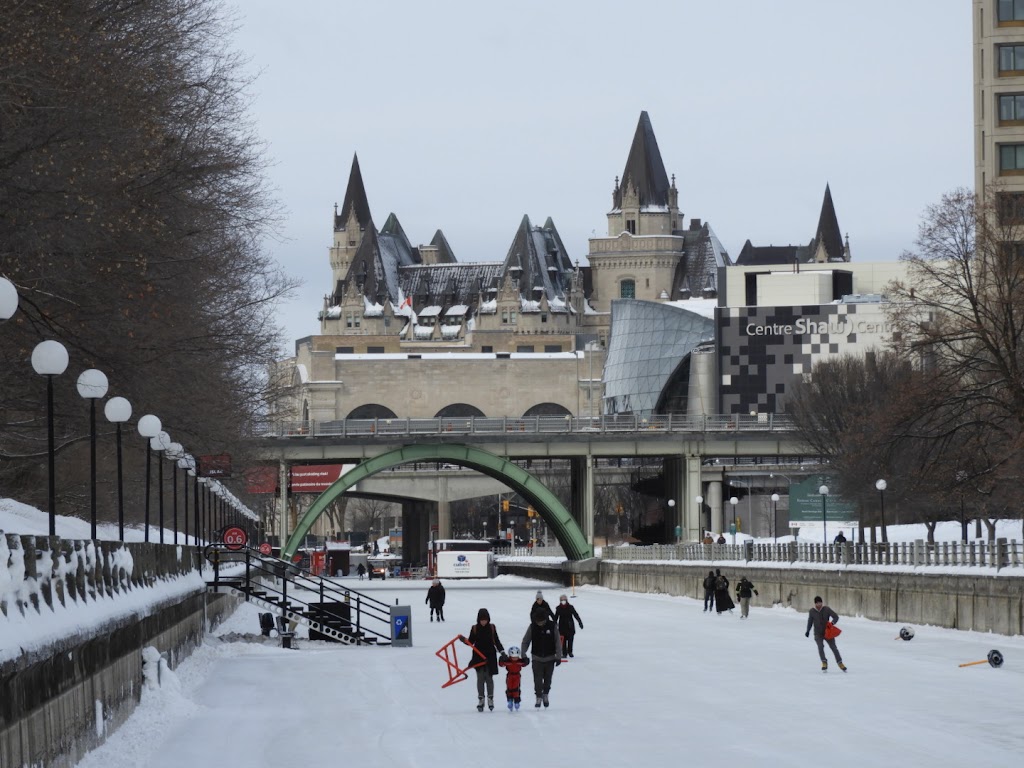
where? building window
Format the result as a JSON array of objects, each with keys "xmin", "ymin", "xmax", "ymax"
[
  {"xmin": 620, "ymin": 279, "xmax": 636, "ymax": 299},
  {"xmin": 481, "ymin": 346, "xmax": 493, "ymax": 353},
  {"xmin": 541, "ymin": 313, "xmax": 548, "ymax": 323},
  {"xmin": 999, "ymin": 0, "xmax": 1024, "ymax": 22},
  {"xmin": 625, "ymin": 219, "xmax": 636, "ymax": 234},
  {"xmin": 367, "ymin": 346, "xmax": 384, "ymax": 354},
  {"xmin": 999, "ymin": 192, "xmax": 1024, "ymax": 224},
  {"xmin": 999, "ymin": 44, "xmax": 1024, "ymax": 74},
  {"xmin": 336, "ymin": 346, "xmax": 354, "ymax": 354},
  {"xmin": 1000, "ymin": 143, "xmax": 1024, "ymax": 173},
  {"xmin": 501, "ymin": 311, "xmax": 509, "ymax": 324},
  {"xmin": 510, "ymin": 310, "xmax": 517, "ymax": 325},
  {"xmin": 544, "ymin": 344, "xmax": 562, "ymax": 353},
  {"xmin": 999, "ymin": 93, "xmax": 1024, "ymax": 123},
  {"xmin": 516, "ymin": 345, "xmax": 535, "ymax": 353}
]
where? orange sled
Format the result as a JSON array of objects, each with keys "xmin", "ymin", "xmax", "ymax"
[{"xmin": 436, "ymin": 634, "xmax": 486, "ymax": 688}]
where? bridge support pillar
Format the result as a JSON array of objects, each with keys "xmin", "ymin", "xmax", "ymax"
[
  {"xmin": 708, "ymin": 480, "xmax": 724, "ymax": 536},
  {"xmin": 437, "ymin": 476, "xmax": 451, "ymax": 540},
  {"xmin": 685, "ymin": 455, "xmax": 703, "ymax": 541},
  {"xmin": 569, "ymin": 456, "xmax": 595, "ymax": 547}
]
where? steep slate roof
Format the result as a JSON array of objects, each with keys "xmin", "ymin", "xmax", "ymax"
[
  {"xmin": 334, "ymin": 154, "xmax": 373, "ymax": 231},
  {"xmin": 429, "ymin": 230, "xmax": 457, "ymax": 264},
  {"xmin": 613, "ymin": 111, "xmax": 671, "ymax": 209},
  {"xmin": 400, "ymin": 262, "xmax": 505, "ymax": 307},
  {"xmin": 670, "ymin": 224, "xmax": 728, "ymax": 298},
  {"xmin": 502, "ymin": 215, "xmax": 574, "ymax": 303},
  {"xmin": 810, "ymin": 184, "xmax": 845, "ymax": 262},
  {"xmin": 732, "ymin": 185, "xmax": 846, "ymax": 266}
]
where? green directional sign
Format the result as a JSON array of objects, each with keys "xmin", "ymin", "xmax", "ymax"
[{"xmin": 787, "ymin": 474, "xmax": 857, "ymax": 528}]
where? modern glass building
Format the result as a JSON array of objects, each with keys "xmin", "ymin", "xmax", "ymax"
[{"xmin": 602, "ymin": 299, "xmax": 715, "ymax": 415}]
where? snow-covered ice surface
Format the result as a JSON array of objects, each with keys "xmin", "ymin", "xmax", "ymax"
[{"xmin": 74, "ymin": 575, "xmax": 1024, "ymax": 768}]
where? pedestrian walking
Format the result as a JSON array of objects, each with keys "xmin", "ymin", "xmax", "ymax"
[
  {"xmin": 521, "ymin": 611, "xmax": 562, "ymax": 708},
  {"xmin": 716, "ymin": 534, "xmax": 726, "ymax": 545},
  {"xmin": 805, "ymin": 596, "xmax": 846, "ymax": 672},
  {"xmin": 530, "ymin": 590, "xmax": 555, "ymax": 622},
  {"xmin": 425, "ymin": 578, "xmax": 446, "ymax": 622},
  {"xmin": 735, "ymin": 576, "xmax": 758, "ymax": 619},
  {"xmin": 356, "ymin": 563, "xmax": 365, "ymax": 580},
  {"xmin": 461, "ymin": 608, "xmax": 504, "ymax": 711},
  {"xmin": 714, "ymin": 569, "xmax": 735, "ymax": 614},
  {"xmin": 554, "ymin": 594, "xmax": 583, "ymax": 658},
  {"xmin": 702, "ymin": 570, "xmax": 717, "ymax": 612},
  {"xmin": 834, "ymin": 531, "xmax": 847, "ymax": 544}
]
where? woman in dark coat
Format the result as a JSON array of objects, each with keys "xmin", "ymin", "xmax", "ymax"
[
  {"xmin": 714, "ymin": 569, "xmax": 735, "ymax": 614},
  {"xmin": 554, "ymin": 594, "xmax": 583, "ymax": 658},
  {"xmin": 462, "ymin": 608, "xmax": 504, "ymax": 711},
  {"xmin": 425, "ymin": 578, "xmax": 446, "ymax": 621}
]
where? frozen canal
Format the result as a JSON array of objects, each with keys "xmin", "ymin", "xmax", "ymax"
[{"xmin": 76, "ymin": 574, "xmax": 1024, "ymax": 768}]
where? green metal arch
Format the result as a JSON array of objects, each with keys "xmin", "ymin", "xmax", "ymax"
[{"xmin": 282, "ymin": 444, "xmax": 592, "ymax": 561}]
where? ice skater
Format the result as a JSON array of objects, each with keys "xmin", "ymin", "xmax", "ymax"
[
  {"xmin": 425, "ymin": 578, "xmax": 445, "ymax": 622},
  {"xmin": 805, "ymin": 596, "xmax": 846, "ymax": 672},
  {"xmin": 498, "ymin": 645, "xmax": 529, "ymax": 711},
  {"xmin": 521, "ymin": 611, "xmax": 562, "ymax": 708}
]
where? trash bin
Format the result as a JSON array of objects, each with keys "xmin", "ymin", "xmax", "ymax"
[{"xmin": 390, "ymin": 605, "xmax": 412, "ymax": 647}]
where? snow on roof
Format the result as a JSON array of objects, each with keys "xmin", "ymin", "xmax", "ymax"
[
  {"xmin": 445, "ymin": 305, "xmax": 468, "ymax": 316},
  {"xmin": 664, "ymin": 298, "xmax": 718, "ymax": 319},
  {"xmin": 520, "ymin": 298, "xmax": 541, "ymax": 312},
  {"xmin": 414, "ymin": 325, "xmax": 434, "ymax": 339},
  {"xmin": 363, "ymin": 296, "xmax": 384, "ymax": 316},
  {"xmin": 324, "ymin": 305, "xmax": 342, "ymax": 319},
  {"xmin": 295, "ymin": 364, "xmax": 309, "ymax": 384},
  {"xmin": 418, "ymin": 305, "xmax": 442, "ymax": 318},
  {"xmin": 478, "ymin": 298, "xmax": 497, "ymax": 314},
  {"xmin": 440, "ymin": 325, "xmax": 461, "ymax": 339}
]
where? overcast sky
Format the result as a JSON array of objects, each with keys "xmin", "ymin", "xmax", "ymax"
[{"xmin": 231, "ymin": 1, "xmax": 972, "ymax": 348}]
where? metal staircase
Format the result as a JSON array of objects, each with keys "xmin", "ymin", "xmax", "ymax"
[{"xmin": 205, "ymin": 544, "xmax": 393, "ymax": 646}]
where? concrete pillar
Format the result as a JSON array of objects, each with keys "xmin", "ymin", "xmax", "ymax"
[
  {"xmin": 685, "ymin": 455, "xmax": 703, "ymax": 542},
  {"xmin": 708, "ymin": 480, "xmax": 723, "ymax": 536},
  {"xmin": 437, "ymin": 476, "xmax": 451, "ymax": 540},
  {"xmin": 584, "ymin": 454, "xmax": 594, "ymax": 546},
  {"xmin": 278, "ymin": 460, "xmax": 289, "ymax": 548}
]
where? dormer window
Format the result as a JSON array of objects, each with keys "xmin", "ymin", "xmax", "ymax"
[{"xmin": 626, "ymin": 219, "xmax": 636, "ymax": 235}]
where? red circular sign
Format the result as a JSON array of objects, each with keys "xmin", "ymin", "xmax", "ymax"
[
  {"xmin": 259, "ymin": 542, "xmax": 272, "ymax": 556},
  {"xmin": 222, "ymin": 526, "xmax": 248, "ymax": 551}
]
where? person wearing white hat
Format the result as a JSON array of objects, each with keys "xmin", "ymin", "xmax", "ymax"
[{"xmin": 530, "ymin": 590, "xmax": 554, "ymax": 623}]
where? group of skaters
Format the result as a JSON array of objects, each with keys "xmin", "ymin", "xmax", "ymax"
[
  {"xmin": 701, "ymin": 568, "xmax": 848, "ymax": 670},
  {"xmin": 452, "ymin": 589, "xmax": 583, "ymax": 712}
]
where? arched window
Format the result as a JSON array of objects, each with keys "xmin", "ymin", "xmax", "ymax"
[
  {"xmin": 620, "ymin": 279, "xmax": 636, "ymax": 299},
  {"xmin": 523, "ymin": 403, "xmax": 573, "ymax": 417},
  {"xmin": 434, "ymin": 404, "xmax": 486, "ymax": 418},
  {"xmin": 346, "ymin": 404, "xmax": 398, "ymax": 419}
]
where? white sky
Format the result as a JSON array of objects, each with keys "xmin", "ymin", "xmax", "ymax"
[
  {"xmin": 75, "ymin": 576, "xmax": 1024, "ymax": 768},
  {"xmin": 229, "ymin": 1, "xmax": 973, "ymax": 347}
]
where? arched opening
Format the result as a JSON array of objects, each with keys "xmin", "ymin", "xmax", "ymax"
[
  {"xmin": 523, "ymin": 402, "xmax": 572, "ymax": 417},
  {"xmin": 283, "ymin": 444, "xmax": 591, "ymax": 561},
  {"xmin": 346, "ymin": 404, "xmax": 398, "ymax": 419},
  {"xmin": 434, "ymin": 403, "xmax": 486, "ymax": 418}
]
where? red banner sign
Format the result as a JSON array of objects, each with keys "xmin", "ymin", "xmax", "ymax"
[
  {"xmin": 289, "ymin": 464, "xmax": 351, "ymax": 493},
  {"xmin": 197, "ymin": 453, "xmax": 232, "ymax": 478}
]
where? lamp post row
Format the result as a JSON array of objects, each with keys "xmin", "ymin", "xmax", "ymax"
[{"xmin": 2, "ymin": 276, "xmax": 257, "ymax": 542}]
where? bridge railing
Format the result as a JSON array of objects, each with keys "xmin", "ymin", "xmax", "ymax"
[
  {"xmin": 253, "ymin": 413, "xmax": 796, "ymax": 438},
  {"xmin": 601, "ymin": 538, "xmax": 1024, "ymax": 571}
]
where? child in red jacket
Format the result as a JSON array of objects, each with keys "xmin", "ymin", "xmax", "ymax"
[{"xmin": 498, "ymin": 646, "xmax": 529, "ymax": 711}]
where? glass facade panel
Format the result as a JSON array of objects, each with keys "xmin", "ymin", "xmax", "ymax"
[{"xmin": 603, "ymin": 300, "xmax": 715, "ymax": 416}]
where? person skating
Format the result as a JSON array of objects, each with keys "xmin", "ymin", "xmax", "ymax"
[
  {"xmin": 805, "ymin": 596, "xmax": 846, "ymax": 672},
  {"xmin": 714, "ymin": 569, "xmax": 735, "ymax": 614},
  {"xmin": 425, "ymin": 578, "xmax": 446, "ymax": 622},
  {"xmin": 461, "ymin": 608, "xmax": 504, "ymax": 711},
  {"xmin": 498, "ymin": 645, "xmax": 530, "ymax": 711},
  {"xmin": 735, "ymin": 576, "xmax": 758, "ymax": 619},
  {"xmin": 702, "ymin": 570, "xmax": 717, "ymax": 612},
  {"xmin": 521, "ymin": 611, "xmax": 562, "ymax": 708},
  {"xmin": 530, "ymin": 590, "xmax": 555, "ymax": 623},
  {"xmin": 554, "ymin": 594, "xmax": 583, "ymax": 657}
]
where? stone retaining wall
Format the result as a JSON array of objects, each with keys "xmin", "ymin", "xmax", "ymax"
[{"xmin": 498, "ymin": 561, "xmax": 1024, "ymax": 636}]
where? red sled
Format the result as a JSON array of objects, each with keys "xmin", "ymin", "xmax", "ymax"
[{"xmin": 436, "ymin": 634, "xmax": 486, "ymax": 689}]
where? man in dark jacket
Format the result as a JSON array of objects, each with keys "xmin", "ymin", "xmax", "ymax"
[
  {"xmin": 805, "ymin": 596, "xmax": 846, "ymax": 671},
  {"xmin": 702, "ymin": 570, "xmax": 717, "ymax": 612},
  {"xmin": 735, "ymin": 577, "xmax": 758, "ymax": 619},
  {"xmin": 554, "ymin": 594, "xmax": 583, "ymax": 658},
  {"xmin": 521, "ymin": 612, "xmax": 562, "ymax": 708},
  {"xmin": 462, "ymin": 608, "xmax": 504, "ymax": 711},
  {"xmin": 714, "ymin": 569, "xmax": 734, "ymax": 614},
  {"xmin": 425, "ymin": 578, "xmax": 446, "ymax": 622},
  {"xmin": 530, "ymin": 590, "xmax": 555, "ymax": 622}
]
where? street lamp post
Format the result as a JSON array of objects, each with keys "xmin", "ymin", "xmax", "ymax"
[
  {"xmin": 151, "ymin": 430, "xmax": 171, "ymax": 544},
  {"xmin": 32, "ymin": 340, "xmax": 69, "ymax": 537},
  {"xmin": 695, "ymin": 495, "xmax": 704, "ymax": 539},
  {"xmin": 771, "ymin": 493, "xmax": 780, "ymax": 544},
  {"xmin": 104, "ymin": 397, "xmax": 132, "ymax": 541},
  {"xmin": 819, "ymin": 485, "xmax": 829, "ymax": 545},
  {"xmin": 76, "ymin": 369, "xmax": 109, "ymax": 540},
  {"xmin": 875, "ymin": 479, "xmax": 887, "ymax": 544},
  {"xmin": 137, "ymin": 415, "xmax": 161, "ymax": 542},
  {"xmin": 729, "ymin": 496, "xmax": 738, "ymax": 545},
  {"xmin": 667, "ymin": 499, "xmax": 677, "ymax": 542},
  {"xmin": 168, "ymin": 443, "xmax": 183, "ymax": 544},
  {"xmin": 178, "ymin": 456, "xmax": 190, "ymax": 545}
]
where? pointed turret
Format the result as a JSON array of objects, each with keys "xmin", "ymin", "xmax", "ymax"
[
  {"xmin": 614, "ymin": 111, "xmax": 671, "ymax": 209},
  {"xmin": 811, "ymin": 184, "xmax": 846, "ymax": 262},
  {"xmin": 335, "ymin": 154, "xmax": 373, "ymax": 231}
]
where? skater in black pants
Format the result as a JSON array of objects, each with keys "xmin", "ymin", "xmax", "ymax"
[
  {"xmin": 805, "ymin": 596, "xmax": 846, "ymax": 671},
  {"xmin": 702, "ymin": 570, "xmax": 716, "ymax": 612},
  {"xmin": 461, "ymin": 608, "xmax": 504, "ymax": 711},
  {"xmin": 425, "ymin": 578, "xmax": 445, "ymax": 621},
  {"xmin": 521, "ymin": 612, "xmax": 562, "ymax": 708},
  {"xmin": 714, "ymin": 569, "xmax": 735, "ymax": 614},
  {"xmin": 554, "ymin": 594, "xmax": 583, "ymax": 657}
]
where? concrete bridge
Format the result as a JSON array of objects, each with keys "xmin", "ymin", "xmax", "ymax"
[{"xmin": 252, "ymin": 413, "xmax": 815, "ymax": 561}]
